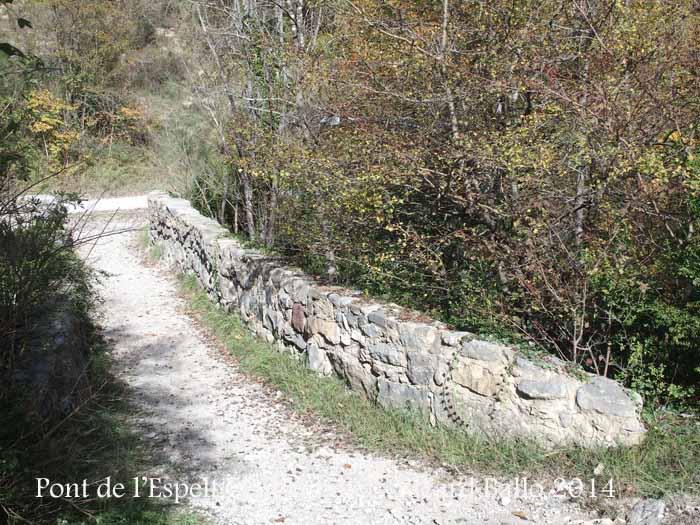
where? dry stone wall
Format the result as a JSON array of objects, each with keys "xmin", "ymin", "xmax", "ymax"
[{"xmin": 148, "ymin": 191, "xmax": 646, "ymax": 448}]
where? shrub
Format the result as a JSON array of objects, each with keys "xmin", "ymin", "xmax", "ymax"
[{"xmin": 0, "ymin": 193, "xmax": 87, "ymax": 382}]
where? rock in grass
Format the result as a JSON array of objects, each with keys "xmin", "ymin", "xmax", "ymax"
[{"xmin": 628, "ymin": 499, "xmax": 665, "ymax": 525}]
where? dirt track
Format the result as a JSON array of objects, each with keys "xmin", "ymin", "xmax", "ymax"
[{"xmin": 79, "ymin": 203, "xmax": 599, "ymax": 525}]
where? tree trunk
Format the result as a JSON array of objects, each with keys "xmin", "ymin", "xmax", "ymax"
[{"xmin": 241, "ymin": 171, "xmax": 256, "ymax": 240}]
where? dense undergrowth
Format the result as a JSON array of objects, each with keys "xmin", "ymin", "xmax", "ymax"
[{"xmin": 179, "ymin": 0, "xmax": 700, "ymax": 412}]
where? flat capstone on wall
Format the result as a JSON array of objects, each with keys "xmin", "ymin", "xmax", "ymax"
[{"xmin": 148, "ymin": 191, "xmax": 646, "ymax": 449}]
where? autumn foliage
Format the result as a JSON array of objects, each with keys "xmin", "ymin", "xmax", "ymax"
[{"xmin": 184, "ymin": 0, "xmax": 700, "ymax": 408}]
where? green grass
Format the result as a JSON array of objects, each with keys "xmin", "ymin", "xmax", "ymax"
[
  {"xmin": 176, "ymin": 272, "xmax": 700, "ymax": 501},
  {"xmin": 142, "ymin": 229, "xmax": 164, "ymax": 261},
  {"xmin": 81, "ymin": 143, "xmax": 155, "ymax": 195}
]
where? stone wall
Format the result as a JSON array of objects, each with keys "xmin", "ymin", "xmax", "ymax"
[{"xmin": 148, "ymin": 191, "xmax": 646, "ymax": 448}]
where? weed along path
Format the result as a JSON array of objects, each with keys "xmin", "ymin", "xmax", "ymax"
[{"xmin": 79, "ymin": 205, "xmax": 601, "ymax": 525}]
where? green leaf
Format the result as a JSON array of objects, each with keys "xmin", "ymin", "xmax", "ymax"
[
  {"xmin": 17, "ymin": 18, "xmax": 32, "ymax": 29},
  {"xmin": 0, "ymin": 43, "xmax": 25, "ymax": 58}
]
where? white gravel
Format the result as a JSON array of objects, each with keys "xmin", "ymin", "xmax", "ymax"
[
  {"xmin": 68, "ymin": 195, "xmax": 149, "ymax": 214},
  {"xmin": 78, "ymin": 208, "xmax": 603, "ymax": 525},
  {"xmin": 25, "ymin": 194, "xmax": 149, "ymax": 214}
]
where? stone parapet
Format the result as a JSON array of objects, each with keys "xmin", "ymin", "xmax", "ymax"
[{"xmin": 148, "ymin": 191, "xmax": 646, "ymax": 448}]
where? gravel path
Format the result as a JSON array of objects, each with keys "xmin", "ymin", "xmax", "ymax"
[
  {"xmin": 29, "ymin": 194, "xmax": 149, "ymax": 214},
  {"xmin": 79, "ymin": 208, "xmax": 600, "ymax": 525},
  {"xmin": 69, "ymin": 195, "xmax": 150, "ymax": 214}
]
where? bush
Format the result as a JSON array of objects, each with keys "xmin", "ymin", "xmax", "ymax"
[{"xmin": 0, "ymin": 193, "xmax": 87, "ymax": 382}]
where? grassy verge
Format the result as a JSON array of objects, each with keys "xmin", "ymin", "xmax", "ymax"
[
  {"xmin": 0, "ymin": 323, "xmax": 202, "ymax": 524},
  {"xmin": 176, "ymin": 272, "xmax": 700, "ymax": 501}
]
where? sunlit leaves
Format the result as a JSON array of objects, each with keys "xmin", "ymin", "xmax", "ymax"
[{"xmin": 195, "ymin": 0, "xmax": 700, "ymax": 407}]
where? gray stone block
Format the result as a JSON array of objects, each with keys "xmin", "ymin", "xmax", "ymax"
[
  {"xmin": 461, "ymin": 340, "xmax": 512, "ymax": 363},
  {"xmin": 376, "ymin": 379, "xmax": 429, "ymax": 414},
  {"xmin": 307, "ymin": 343, "xmax": 333, "ymax": 375},
  {"xmin": 367, "ymin": 310, "xmax": 387, "ymax": 328},
  {"xmin": 282, "ymin": 328, "xmax": 307, "ymax": 350},
  {"xmin": 628, "ymin": 499, "xmax": 665, "ymax": 525},
  {"xmin": 407, "ymin": 351, "xmax": 435, "ymax": 385},
  {"xmin": 307, "ymin": 317, "xmax": 340, "ymax": 345},
  {"xmin": 368, "ymin": 342, "xmax": 406, "ymax": 367},
  {"xmin": 441, "ymin": 330, "xmax": 473, "ymax": 347},
  {"xmin": 452, "ymin": 360, "xmax": 502, "ymax": 397},
  {"xmin": 359, "ymin": 321, "xmax": 381, "ymax": 338},
  {"xmin": 313, "ymin": 297, "xmax": 335, "ymax": 320},
  {"xmin": 399, "ymin": 323, "xmax": 438, "ymax": 351},
  {"xmin": 576, "ymin": 377, "xmax": 639, "ymax": 418},
  {"xmin": 516, "ymin": 379, "xmax": 571, "ymax": 400}
]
